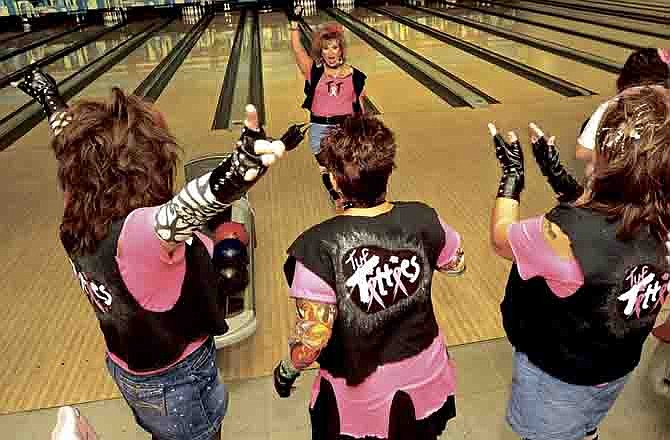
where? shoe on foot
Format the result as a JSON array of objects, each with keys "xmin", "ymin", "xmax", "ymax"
[{"xmin": 52, "ymin": 406, "xmax": 97, "ymax": 440}]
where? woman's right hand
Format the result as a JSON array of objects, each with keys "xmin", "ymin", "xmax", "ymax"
[{"xmin": 287, "ymin": 5, "xmax": 303, "ymax": 23}]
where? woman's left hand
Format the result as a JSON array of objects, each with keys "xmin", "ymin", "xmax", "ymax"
[{"xmin": 489, "ymin": 123, "xmax": 525, "ymax": 200}]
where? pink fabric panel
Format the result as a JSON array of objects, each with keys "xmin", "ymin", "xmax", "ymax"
[
  {"xmin": 117, "ymin": 208, "xmax": 215, "ymax": 313},
  {"xmin": 309, "ymin": 334, "xmax": 456, "ymax": 439},
  {"xmin": 310, "ymin": 73, "xmax": 357, "ymax": 117},
  {"xmin": 507, "ymin": 216, "xmax": 584, "ymax": 298},
  {"xmin": 436, "ymin": 218, "xmax": 462, "ymax": 268},
  {"xmin": 112, "ymin": 207, "xmax": 218, "ymax": 374},
  {"xmin": 289, "ymin": 261, "xmax": 337, "ymax": 304}
]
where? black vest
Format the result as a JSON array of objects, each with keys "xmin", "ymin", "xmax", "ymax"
[
  {"xmin": 302, "ymin": 64, "xmax": 366, "ymax": 115},
  {"xmin": 285, "ymin": 202, "xmax": 445, "ymax": 386},
  {"xmin": 68, "ymin": 218, "xmax": 228, "ymax": 372},
  {"xmin": 502, "ymin": 204, "xmax": 668, "ymax": 385}
]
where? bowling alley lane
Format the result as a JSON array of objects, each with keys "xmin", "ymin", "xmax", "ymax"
[
  {"xmin": 496, "ymin": 1, "xmax": 668, "ymax": 48},
  {"xmin": 526, "ymin": 0, "xmax": 670, "ymax": 17},
  {"xmin": 154, "ymin": 13, "xmax": 240, "ymax": 153},
  {"xmin": 0, "ymin": 25, "xmax": 110, "ymax": 79},
  {"xmin": 0, "ymin": 26, "xmax": 72, "ymax": 52},
  {"xmin": 351, "ymin": 8, "xmax": 562, "ymax": 104},
  {"xmin": 4, "ymin": 19, "xmax": 193, "ymax": 151},
  {"xmin": 0, "ymin": 21, "xmax": 144, "ymax": 119},
  {"xmin": 510, "ymin": 0, "xmax": 670, "ymax": 28},
  {"xmin": 378, "ymin": 5, "xmax": 615, "ymax": 95},
  {"xmin": 445, "ymin": 5, "xmax": 652, "ymax": 67},
  {"xmin": 302, "ymin": 10, "xmax": 465, "ymax": 114},
  {"xmin": 75, "ymin": 19, "xmax": 192, "ymax": 101}
]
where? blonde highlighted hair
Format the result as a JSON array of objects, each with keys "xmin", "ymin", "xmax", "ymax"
[{"xmin": 310, "ymin": 23, "xmax": 346, "ymax": 63}]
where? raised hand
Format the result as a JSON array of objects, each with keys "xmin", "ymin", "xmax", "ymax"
[
  {"xmin": 489, "ymin": 123, "xmax": 524, "ymax": 201},
  {"xmin": 287, "ymin": 4, "xmax": 303, "ymax": 22},
  {"xmin": 235, "ymin": 104, "xmax": 285, "ymax": 181},
  {"xmin": 11, "ymin": 69, "xmax": 67, "ymax": 117},
  {"xmin": 529, "ymin": 123, "xmax": 583, "ymax": 203},
  {"xmin": 280, "ymin": 123, "xmax": 309, "ymax": 151}
]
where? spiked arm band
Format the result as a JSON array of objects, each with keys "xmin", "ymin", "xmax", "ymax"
[{"xmin": 154, "ymin": 141, "xmax": 267, "ymax": 244}]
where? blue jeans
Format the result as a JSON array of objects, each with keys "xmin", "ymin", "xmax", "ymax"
[
  {"xmin": 106, "ymin": 338, "xmax": 228, "ymax": 440},
  {"xmin": 507, "ymin": 350, "xmax": 629, "ymax": 440},
  {"xmin": 309, "ymin": 123, "xmax": 335, "ymax": 155}
]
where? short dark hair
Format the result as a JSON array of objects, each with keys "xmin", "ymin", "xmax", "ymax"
[
  {"xmin": 319, "ymin": 115, "xmax": 396, "ymax": 207},
  {"xmin": 53, "ymin": 88, "xmax": 180, "ymax": 255},
  {"xmin": 616, "ymin": 48, "xmax": 669, "ymax": 92},
  {"xmin": 583, "ymin": 86, "xmax": 670, "ymax": 241}
]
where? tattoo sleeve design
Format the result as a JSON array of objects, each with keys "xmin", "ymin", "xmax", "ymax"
[
  {"xmin": 288, "ymin": 299, "xmax": 337, "ymax": 370},
  {"xmin": 439, "ymin": 247, "xmax": 466, "ymax": 275}
]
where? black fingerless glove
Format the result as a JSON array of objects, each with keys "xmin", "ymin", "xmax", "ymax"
[
  {"xmin": 287, "ymin": 4, "xmax": 303, "ymax": 23},
  {"xmin": 531, "ymin": 136, "xmax": 583, "ymax": 203},
  {"xmin": 493, "ymin": 134, "xmax": 525, "ymax": 201},
  {"xmin": 273, "ymin": 361, "xmax": 300, "ymax": 398},
  {"xmin": 280, "ymin": 123, "xmax": 309, "ymax": 151},
  {"xmin": 209, "ymin": 126, "xmax": 268, "ymax": 203},
  {"xmin": 15, "ymin": 69, "xmax": 67, "ymax": 117}
]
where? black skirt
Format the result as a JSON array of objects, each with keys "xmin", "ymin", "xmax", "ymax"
[{"xmin": 309, "ymin": 378, "xmax": 456, "ymax": 440}]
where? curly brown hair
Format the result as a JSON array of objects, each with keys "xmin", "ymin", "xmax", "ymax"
[
  {"xmin": 616, "ymin": 48, "xmax": 669, "ymax": 92},
  {"xmin": 583, "ymin": 86, "xmax": 670, "ymax": 241},
  {"xmin": 310, "ymin": 23, "xmax": 346, "ymax": 63},
  {"xmin": 52, "ymin": 88, "xmax": 180, "ymax": 255},
  {"xmin": 319, "ymin": 115, "xmax": 396, "ymax": 207}
]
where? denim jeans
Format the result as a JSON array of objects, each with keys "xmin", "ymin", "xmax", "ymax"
[
  {"xmin": 309, "ymin": 123, "xmax": 335, "ymax": 155},
  {"xmin": 507, "ymin": 350, "xmax": 628, "ymax": 440},
  {"xmin": 106, "ymin": 337, "xmax": 228, "ymax": 440}
]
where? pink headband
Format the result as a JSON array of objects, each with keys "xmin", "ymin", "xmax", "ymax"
[{"xmin": 659, "ymin": 48, "xmax": 670, "ymax": 65}]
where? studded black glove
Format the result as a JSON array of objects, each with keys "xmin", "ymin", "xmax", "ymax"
[
  {"xmin": 13, "ymin": 69, "xmax": 67, "ymax": 118},
  {"xmin": 493, "ymin": 132, "xmax": 525, "ymax": 201},
  {"xmin": 273, "ymin": 360, "xmax": 300, "ymax": 398}
]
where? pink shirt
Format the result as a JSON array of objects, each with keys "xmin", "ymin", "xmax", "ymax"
[
  {"xmin": 507, "ymin": 216, "xmax": 584, "ymax": 297},
  {"xmin": 308, "ymin": 69, "xmax": 357, "ymax": 117},
  {"xmin": 108, "ymin": 206, "xmax": 214, "ymax": 375},
  {"xmin": 290, "ymin": 219, "xmax": 461, "ymax": 438}
]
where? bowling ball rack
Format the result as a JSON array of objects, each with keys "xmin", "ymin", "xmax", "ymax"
[{"xmin": 185, "ymin": 154, "xmax": 258, "ymax": 349}]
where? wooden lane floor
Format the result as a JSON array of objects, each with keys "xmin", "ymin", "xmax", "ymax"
[
  {"xmin": 498, "ymin": 1, "xmax": 668, "ymax": 48},
  {"xmin": 0, "ymin": 18, "xmax": 195, "ymax": 414},
  {"xmin": 353, "ymin": 7, "xmax": 565, "ymax": 104},
  {"xmin": 509, "ymin": 0, "xmax": 669, "ymax": 30},
  {"xmin": 0, "ymin": 25, "xmax": 110, "ymax": 81},
  {"xmin": 0, "ymin": 26, "xmax": 72, "ymax": 52},
  {"xmin": 371, "ymin": 6, "xmax": 616, "ymax": 94},
  {"xmin": 153, "ymin": 13, "xmax": 240, "ymax": 155},
  {"xmin": 0, "ymin": 21, "xmax": 151, "ymax": 120}
]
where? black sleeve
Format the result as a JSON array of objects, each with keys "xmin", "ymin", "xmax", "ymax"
[{"xmin": 284, "ymin": 227, "xmax": 336, "ymax": 290}]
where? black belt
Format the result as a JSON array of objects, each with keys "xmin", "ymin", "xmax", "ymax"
[{"xmin": 310, "ymin": 114, "xmax": 348, "ymax": 125}]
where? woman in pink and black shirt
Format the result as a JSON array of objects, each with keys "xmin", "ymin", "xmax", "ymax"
[
  {"xmin": 288, "ymin": 7, "xmax": 366, "ymax": 207},
  {"xmin": 13, "ymin": 70, "xmax": 289, "ymax": 440},
  {"xmin": 489, "ymin": 86, "xmax": 670, "ymax": 440},
  {"xmin": 273, "ymin": 115, "xmax": 465, "ymax": 439}
]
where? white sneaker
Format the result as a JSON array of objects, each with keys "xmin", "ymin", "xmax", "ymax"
[{"xmin": 51, "ymin": 406, "xmax": 80, "ymax": 440}]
